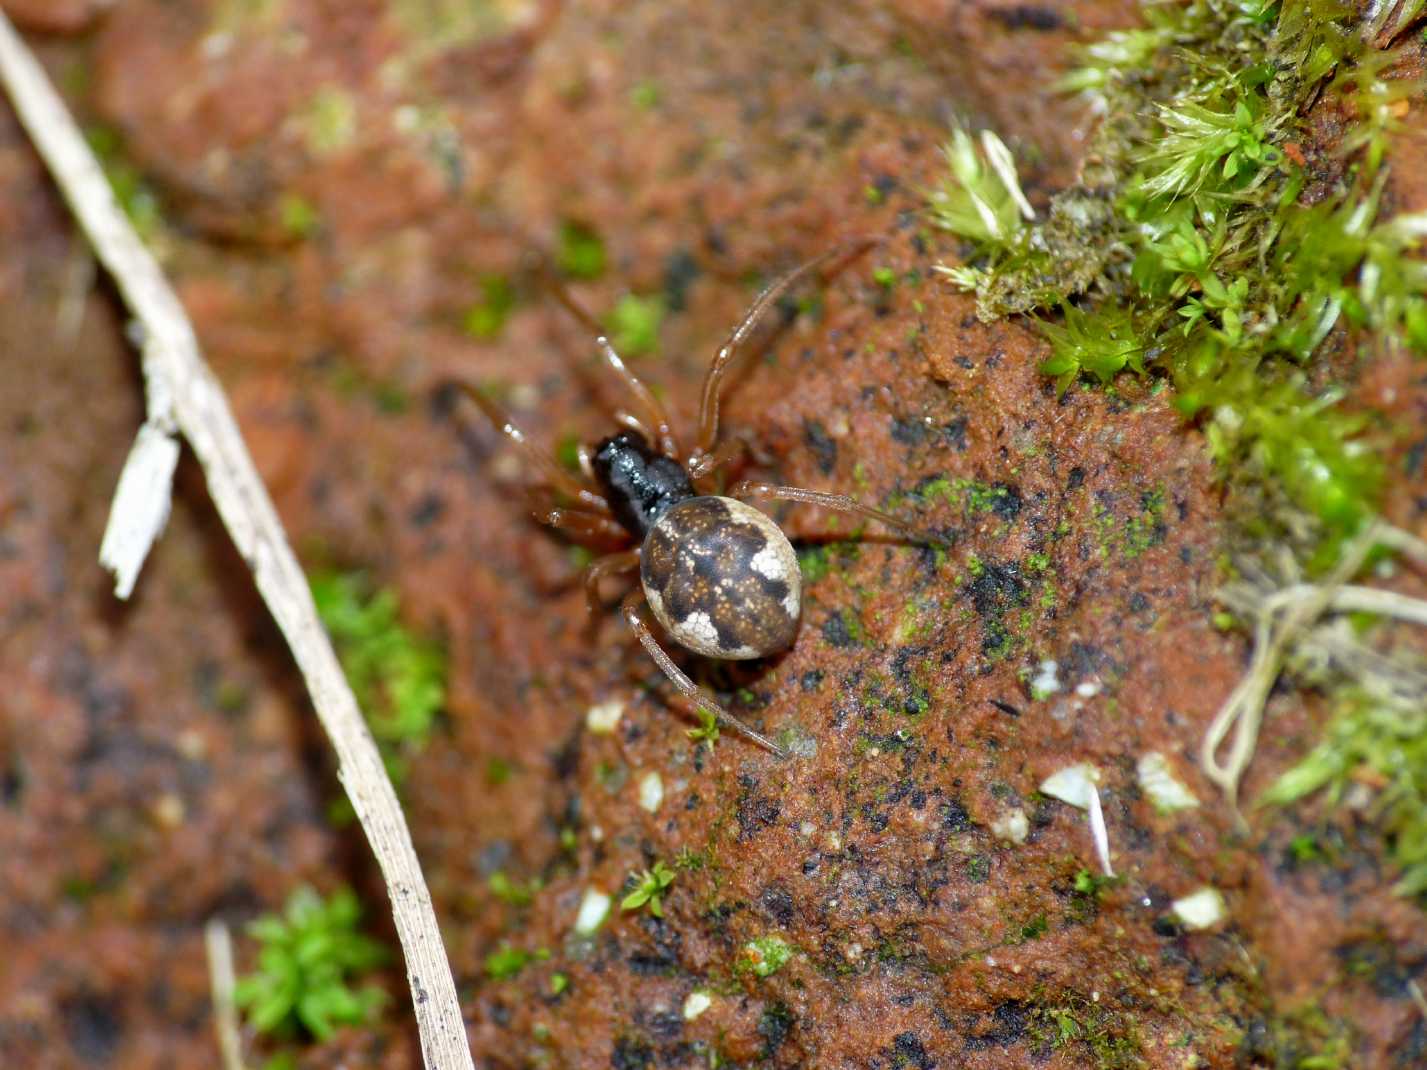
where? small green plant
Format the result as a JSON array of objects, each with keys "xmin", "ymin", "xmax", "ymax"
[
  {"xmin": 1263, "ymin": 693, "xmax": 1427, "ymax": 897},
  {"xmin": 739, "ymin": 935, "xmax": 793, "ymax": 978},
  {"xmin": 557, "ymin": 220, "xmax": 606, "ymax": 279},
  {"xmin": 484, "ymin": 944, "xmax": 549, "ymax": 980},
  {"xmin": 687, "ymin": 707, "xmax": 720, "ymax": 747},
  {"xmin": 621, "ymin": 861, "xmax": 675, "ymax": 917},
  {"xmin": 462, "ymin": 274, "xmax": 516, "ymax": 340},
  {"xmin": 311, "ymin": 571, "xmax": 446, "ymax": 786},
  {"xmin": 235, "ymin": 886, "xmax": 387, "ymax": 1041},
  {"xmin": 607, "ymin": 293, "xmax": 665, "ymax": 357}
]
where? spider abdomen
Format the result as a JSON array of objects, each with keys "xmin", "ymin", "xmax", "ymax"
[{"xmin": 640, "ymin": 496, "xmax": 801, "ymax": 660}]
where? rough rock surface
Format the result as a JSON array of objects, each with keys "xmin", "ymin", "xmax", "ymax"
[{"xmin": 2, "ymin": 1, "xmax": 1425, "ymax": 1067}]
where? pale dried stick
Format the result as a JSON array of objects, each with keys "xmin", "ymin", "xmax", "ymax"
[
  {"xmin": 0, "ymin": 15, "xmax": 473, "ymax": 1070},
  {"xmin": 204, "ymin": 920, "xmax": 247, "ymax": 1070}
]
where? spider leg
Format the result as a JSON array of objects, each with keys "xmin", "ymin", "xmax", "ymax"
[
  {"xmin": 686, "ymin": 434, "xmax": 748, "ymax": 488},
  {"xmin": 693, "ymin": 237, "xmax": 876, "ymax": 459},
  {"xmin": 620, "ymin": 590, "xmax": 788, "ymax": 758},
  {"xmin": 583, "ymin": 550, "xmax": 640, "ymax": 616},
  {"xmin": 545, "ymin": 278, "xmax": 681, "ymax": 458},
  {"xmin": 533, "ymin": 504, "xmax": 629, "ymax": 543},
  {"xmin": 730, "ymin": 480, "xmax": 938, "ymax": 544},
  {"xmin": 450, "ymin": 380, "xmax": 611, "ymax": 513}
]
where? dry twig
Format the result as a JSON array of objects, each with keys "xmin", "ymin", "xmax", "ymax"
[{"xmin": 0, "ymin": 14, "xmax": 473, "ymax": 1070}]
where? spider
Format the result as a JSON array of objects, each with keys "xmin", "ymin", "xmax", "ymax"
[{"xmin": 454, "ymin": 241, "xmax": 925, "ymax": 758}]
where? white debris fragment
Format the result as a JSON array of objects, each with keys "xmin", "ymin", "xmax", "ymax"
[
  {"xmin": 1039, "ymin": 763, "xmax": 1101, "ymax": 810},
  {"xmin": 1031, "ymin": 659, "xmax": 1062, "ymax": 698},
  {"xmin": 991, "ymin": 807, "xmax": 1029, "ymax": 844},
  {"xmin": 1137, "ymin": 752, "xmax": 1200, "ymax": 814},
  {"xmin": 637, "ymin": 771, "xmax": 664, "ymax": 813},
  {"xmin": 1041, "ymin": 763, "xmax": 1114, "ymax": 876},
  {"xmin": 585, "ymin": 700, "xmax": 624, "ymax": 734},
  {"xmin": 1171, "ymin": 887, "xmax": 1227, "ymax": 931},
  {"xmin": 682, "ymin": 991, "xmax": 712, "ymax": 1020},
  {"xmin": 1075, "ymin": 679, "xmax": 1102, "ymax": 698},
  {"xmin": 1086, "ymin": 780, "xmax": 1115, "ymax": 877},
  {"xmin": 98, "ymin": 423, "xmax": 180, "ymax": 599},
  {"xmin": 573, "ymin": 887, "xmax": 611, "ymax": 935}
]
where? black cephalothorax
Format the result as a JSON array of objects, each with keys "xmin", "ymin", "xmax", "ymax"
[{"xmin": 591, "ymin": 431, "xmax": 695, "ymax": 538}]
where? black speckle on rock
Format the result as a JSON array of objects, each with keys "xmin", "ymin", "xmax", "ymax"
[
  {"xmin": 800, "ymin": 670, "xmax": 824, "ymax": 692},
  {"xmin": 804, "ymin": 420, "xmax": 838, "ymax": 475},
  {"xmin": 990, "ymin": 484, "xmax": 1022, "ymax": 520},
  {"xmin": 942, "ymin": 416, "xmax": 969, "ymax": 451},
  {"xmin": 890, "ymin": 1031, "xmax": 936, "ymax": 1069},
  {"xmin": 612, "ymin": 1036, "xmax": 653, "ymax": 1070},
  {"xmin": 941, "ymin": 799, "xmax": 971, "ymax": 831},
  {"xmin": 662, "ymin": 248, "xmax": 701, "ymax": 312},
  {"xmin": 759, "ymin": 1002, "xmax": 796, "ymax": 1057},
  {"xmin": 987, "ymin": 4, "xmax": 1065, "ymax": 30},
  {"xmin": 821, "ymin": 611, "xmax": 859, "ymax": 648},
  {"xmin": 737, "ymin": 794, "xmax": 781, "ymax": 839},
  {"xmin": 408, "ymin": 492, "xmax": 446, "ymax": 528},
  {"xmin": 760, "ymin": 883, "xmax": 795, "ymax": 926},
  {"xmin": 964, "ymin": 1000, "xmax": 1030, "ymax": 1051},
  {"xmin": 1129, "ymin": 591, "xmax": 1150, "ymax": 614},
  {"xmin": 62, "ymin": 994, "xmax": 122, "ymax": 1062},
  {"xmin": 1067, "ymin": 466, "xmax": 1085, "ymax": 490},
  {"xmin": 891, "ymin": 416, "xmax": 928, "ymax": 446}
]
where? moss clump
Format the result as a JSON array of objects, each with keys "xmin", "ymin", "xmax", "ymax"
[
  {"xmin": 1263, "ymin": 692, "xmax": 1427, "ymax": 897},
  {"xmin": 931, "ymin": 0, "xmax": 1426, "ymax": 559},
  {"xmin": 311, "ymin": 571, "xmax": 446, "ymax": 788},
  {"xmin": 236, "ymin": 886, "xmax": 387, "ymax": 1041},
  {"xmin": 556, "ymin": 220, "xmax": 607, "ymax": 279},
  {"xmin": 1029, "ymin": 995, "xmax": 1145, "ymax": 1069},
  {"xmin": 606, "ymin": 292, "xmax": 665, "ymax": 357},
  {"xmin": 462, "ymin": 274, "xmax": 516, "ymax": 340}
]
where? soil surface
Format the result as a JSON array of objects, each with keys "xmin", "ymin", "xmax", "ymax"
[{"xmin": 2, "ymin": 1, "xmax": 1426, "ymax": 1068}]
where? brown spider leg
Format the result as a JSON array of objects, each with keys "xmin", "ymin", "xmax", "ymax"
[
  {"xmin": 730, "ymin": 480, "xmax": 936, "ymax": 543},
  {"xmin": 693, "ymin": 237, "xmax": 876, "ymax": 460},
  {"xmin": 583, "ymin": 550, "xmax": 641, "ymax": 616},
  {"xmin": 620, "ymin": 590, "xmax": 788, "ymax": 758},
  {"xmin": 687, "ymin": 434, "xmax": 748, "ymax": 487},
  {"xmin": 451, "ymin": 380, "xmax": 611, "ymax": 513},
  {"xmin": 546, "ymin": 280, "xmax": 681, "ymax": 458},
  {"xmin": 534, "ymin": 506, "xmax": 628, "ymax": 543}
]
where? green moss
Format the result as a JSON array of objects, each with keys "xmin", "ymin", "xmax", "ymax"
[
  {"xmin": 557, "ymin": 220, "xmax": 607, "ymax": 279},
  {"xmin": 310, "ymin": 571, "xmax": 446, "ymax": 791},
  {"xmin": 931, "ymin": 0, "xmax": 1424, "ymax": 558},
  {"xmin": 301, "ymin": 86, "xmax": 356, "ymax": 156},
  {"xmin": 484, "ymin": 944, "xmax": 549, "ymax": 981},
  {"xmin": 463, "ymin": 275, "xmax": 516, "ymax": 340},
  {"xmin": 278, "ymin": 192, "xmax": 320, "ymax": 239},
  {"xmin": 739, "ymin": 935, "xmax": 793, "ymax": 977},
  {"xmin": 606, "ymin": 293, "xmax": 665, "ymax": 357},
  {"xmin": 235, "ymin": 886, "xmax": 387, "ymax": 1041},
  {"xmin": 85, "ymin": 126, "xmax": 164, "ymax": 246},
  {"xmin": 1029, "ymin": 996, "xmax": 1145, "ymax": 1069},
  {"xmin": 1263, "ymin": 693, "xmax": 1427, "ymax": 897}
]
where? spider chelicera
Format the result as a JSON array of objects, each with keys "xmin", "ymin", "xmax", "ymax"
[{"xmin": 454, "ymin": 241, "xmax": 924, "ymax": 758}]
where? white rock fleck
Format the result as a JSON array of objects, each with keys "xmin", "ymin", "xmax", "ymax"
[
  {"xmin": 574, "ymin": 888, "xmax": 611, "ymax": 935},
  {"xmin": 637, "ymin": 771, "xmax": 664, "ymax": 813},
  {"xmin": 586, "ymin": 700, "xmax": 624, "ymax": 734},
  {"xmin": 991, "ymin": 807, "xmax": 1029, "ymax": 844},
  {"xmin": 683, "ymin": 991, "xmax": 712, "ymax": 1020},
  {"xmin": 1031, "ymin": 659, "xmax": 1061, "ymax": 698},
  {"xmin": 1137, "ymin": 752, "xmax": 1200, "ymax": 813},
  {"xmin": 1171, "ymin": 887, "xmax": 1227, "ymax": 931}
]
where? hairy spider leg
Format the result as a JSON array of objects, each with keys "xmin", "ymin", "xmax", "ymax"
[
  {"xmin": 686, "ymin": 434, "xmax": 749, "ymax": 486},
  {"xmin": 693, "ymin": 237, "xmax": 877, "ymax": 460},
  {"xmin": 730, "ymin": 480, "xmax": 938, "ymax": 544},
  {"xmin": 545, "ymin": 279, "xmax": 680, "ymax": 459},
  {"xmin": 452, "ymin": 381, "xmax": 612, "ymax": 514},
  {"xmin": 532, "ymin": 504, "xmax": 629, "ymax": 544},
  {"xmin": 583, "ymin": 549, "xmax": 640, "ymax": 615},
  {"xmin": 620, "ymin": 590, "xmax": 788, "ymax": 758}
]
